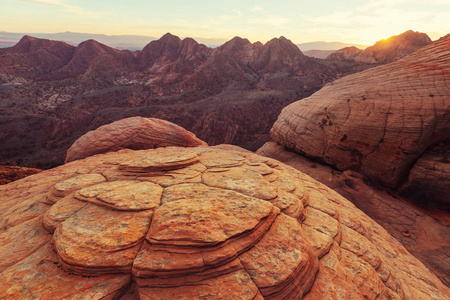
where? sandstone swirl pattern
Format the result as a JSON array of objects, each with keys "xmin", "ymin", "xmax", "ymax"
[
  {"xmin": 0, "ymin": 146, "xmax": 449, "ymax": 299},
  {"xmin": 270, "ymin": 37, "xmax": 450, "ymax": 188},
  {"xmin": 64, "ymin": 116, "xmax": 207, "ymax": 163}
]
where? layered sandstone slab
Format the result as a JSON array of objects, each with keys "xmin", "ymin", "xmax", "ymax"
[
  {"xmin": 257, "ymin": 141, "xmax": 450, "ymax": 287},
  {"xmin": 270, "ymin": 36, "xmax": 450, "ymax": 189},
  {"xmin": 64, "ymin": 117, "xmax": 207, "ymax": 163},
  {"xmin": 0, "ymin": 146, "xmax": 448, "ymax": 299}
]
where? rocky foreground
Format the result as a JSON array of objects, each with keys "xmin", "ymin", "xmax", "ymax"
[
  {"xmin": 0, "ymin": 145, "xmax": 449, "ymax": 299},
  {"xmin": 259, "ymin": 35, "xmax": 450, "ymax": 286}
]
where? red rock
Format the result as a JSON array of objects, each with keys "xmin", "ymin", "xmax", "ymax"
[
  {"xmin": 0, "ymin": 244, "xmax": 131, "ymax": 300},
  {"xmin": 138, "ymin": 33, "xmax": 211, "ymax": 83},
  {"xmin": 270, "ymin": 36, "xmax": 450, "ymax": 189},
  {"xmin": 65, "ymin": 117, "xmax": 207, "ymax": 163},
  {"xmin": 0, "ymin": 35, "xmax": 75, "ymax": 80},
  {"xmin": 0, "ymin": 146, "xmax": 448, "ymax": 298},
  {"xmin": 0, "ymin": 165, "xmax": 42, "ymax": 185},
  {"xmin": 52, "ymin": 39, "xmax": 136, "ymax": 80},
  {"xmin": 257, "ymin": 141, "xmax": 450, "ymax": 287}
]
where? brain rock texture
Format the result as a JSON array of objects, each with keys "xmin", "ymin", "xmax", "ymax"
[
  {"xmin": 270, "ymin": 37, "xmax": 450, "ymax": 188},
  {"xmin": 0, "ymin": 146, "xmax": 449, "ymax": 299},
  {"xmin": 65, "ymin": 116, "xmax": 207, "ymax": 163}
]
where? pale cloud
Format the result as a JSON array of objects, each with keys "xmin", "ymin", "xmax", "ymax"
[
  {"xmin": 300, "ymin": 0, "xmax": 450, "ymax": 44},
  {"xmin": 12, "ymin": 0, "xmax": 65, "ymax": 6},
  {"xmin": 11, "ymin": 0, "xmax": 101, "ymax": 18},
  {"xmin": 233, "ymin": 9, "xmax": 242, "ymax": 17},
  {"xmin": 250, "ymin": 15, "xmax": 290, "ymax": 29},
  {"xmin": 359, "ymin": 0, "xmax": 450, "ymax": 12},
  {"xmin": 251, "ymin": 5, "xmax": 263, "ymax": 12}
]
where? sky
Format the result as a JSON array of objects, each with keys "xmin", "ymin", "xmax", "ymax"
[{"xmin": 1, "ymin": 0, "xmax": 449, "ymax": 45}]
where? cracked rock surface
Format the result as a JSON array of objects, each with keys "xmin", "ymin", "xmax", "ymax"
[
  {"xmin": 257, "ymin": 141, "xmax": 450, "ymax": 287},
  {"xmin": 270, "ymin": 36, "xmax": 450, "ymax": 189},
  {"xmin": 0, "ymin": 146, "xmax": 449, "ymax": 299}
]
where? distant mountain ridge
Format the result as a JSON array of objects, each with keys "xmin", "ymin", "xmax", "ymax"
[
  {"xmin": 327, "ymin": 30, "xmax": 433, "ymax": 63},
  {"xmin": 0, "ymin": 31, "xmax": 228, "ymax": 50},
  {"xmin": 297, "ymin": 41, "xmax": 368, "ymax": 51}
]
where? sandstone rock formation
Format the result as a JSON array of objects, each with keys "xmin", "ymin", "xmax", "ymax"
[
  {"xmin": 0, "ymin": 146, "xmax": 449, "ymax": 299},
  {"xmin": 270, "ymin": 36, "xmax": 450, "ymax": 189},
  {"xmin": 64, "ymin": 117, "xmax": 207, "ymax": 163},
  {"xmin": 257, "ymin": 141, "xmax": 450, "ymax": 287}
]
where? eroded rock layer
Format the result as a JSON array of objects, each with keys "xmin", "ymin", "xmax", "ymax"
[
  {"xmin": 270, "ymin": 36, "xmax": 450, "ymax": 189},
  {"xmin": 64, "ymin": 117, "xmax": 207, "ymax": 163},
  {"xmin": 0, "ymin": 146, "xmax": 448, "ymax": 299},
  {"xmin": 257, "ymin": 141, "xmax": 450, "ymax": 287}
]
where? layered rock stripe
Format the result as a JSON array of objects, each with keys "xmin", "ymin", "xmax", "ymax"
[
  {"xmin": 257, "ymin": 140, "xmax": 450, "ymax": 287},
  {"xmin": 0, "ymin": 146, "xmax": 448, "ymax": 299},
  {"xmin": 270, "ymin": 36, "xmax": 450, "ymax": 189},
  {"xmin": 64, "ymin": 116, "xmax": 207, "ymax": 163}
]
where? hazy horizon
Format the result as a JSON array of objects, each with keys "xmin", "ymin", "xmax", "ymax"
[
  {"xmin": 1, "ymin": 0, "xmax": 449, "ymax": 45},
  {"xmin": 0, "ymin": 30, "xmax": 376, "ymax": 51}
]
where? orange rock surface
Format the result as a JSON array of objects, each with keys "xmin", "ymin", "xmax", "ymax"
[
  {"xmin": 64, "ymin": 117, "xmax": 207, "ymax": 163},
  {"xmin": 257, "ymin": 141, "xmax": 450, "ymax": 287},
  {"xmin": 0, "ymin": 146, "xmax": 449, "ymax": 299},
  {"xmin": 270, "ymin": 36, "xmax": 450, "ymax": 189}
]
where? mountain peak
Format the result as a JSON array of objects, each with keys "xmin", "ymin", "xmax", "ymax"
[
  {"xmin": 75, "ymin": 39, "xmax": 117, "ymax": 55},
  {"xmin": 160, "ymin": 32, "xmax": 182, "ymax": 43},
  {"xmin": 215, "ymin": 36, "xmax": 252, "ymax": 54},
  {"xmin": 355, "ymin": 30, "xmax": 432, "ymax": 63},
  {"xmin": 19, "ymin": 35, "xmax": 37, "ymax": 42},
  {"xmin": 377, "ymin": 30, "xmax": 431, "ymax": 47},
  {"xmin": 10, "ymin": 35, "xmax": 73, "ymax": 55},
  {"xmin": 264, "ymin": 36, "xmax": 304, "ymax": 56},
  {"xmin": 227, "ymin": 36, "xmax": 251, "ymax": 46}
]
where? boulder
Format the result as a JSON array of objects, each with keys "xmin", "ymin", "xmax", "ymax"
[
  {"xmin": 64, "ymin": 117, "xmax": 207, "ymax": 163},
  {"xmin": 0, "ymin": 146, "xmax": 448, "ymax": 299},
  {"xmin": 270, "ymin": 36, "xmax": 450, "ymax": 189}
]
